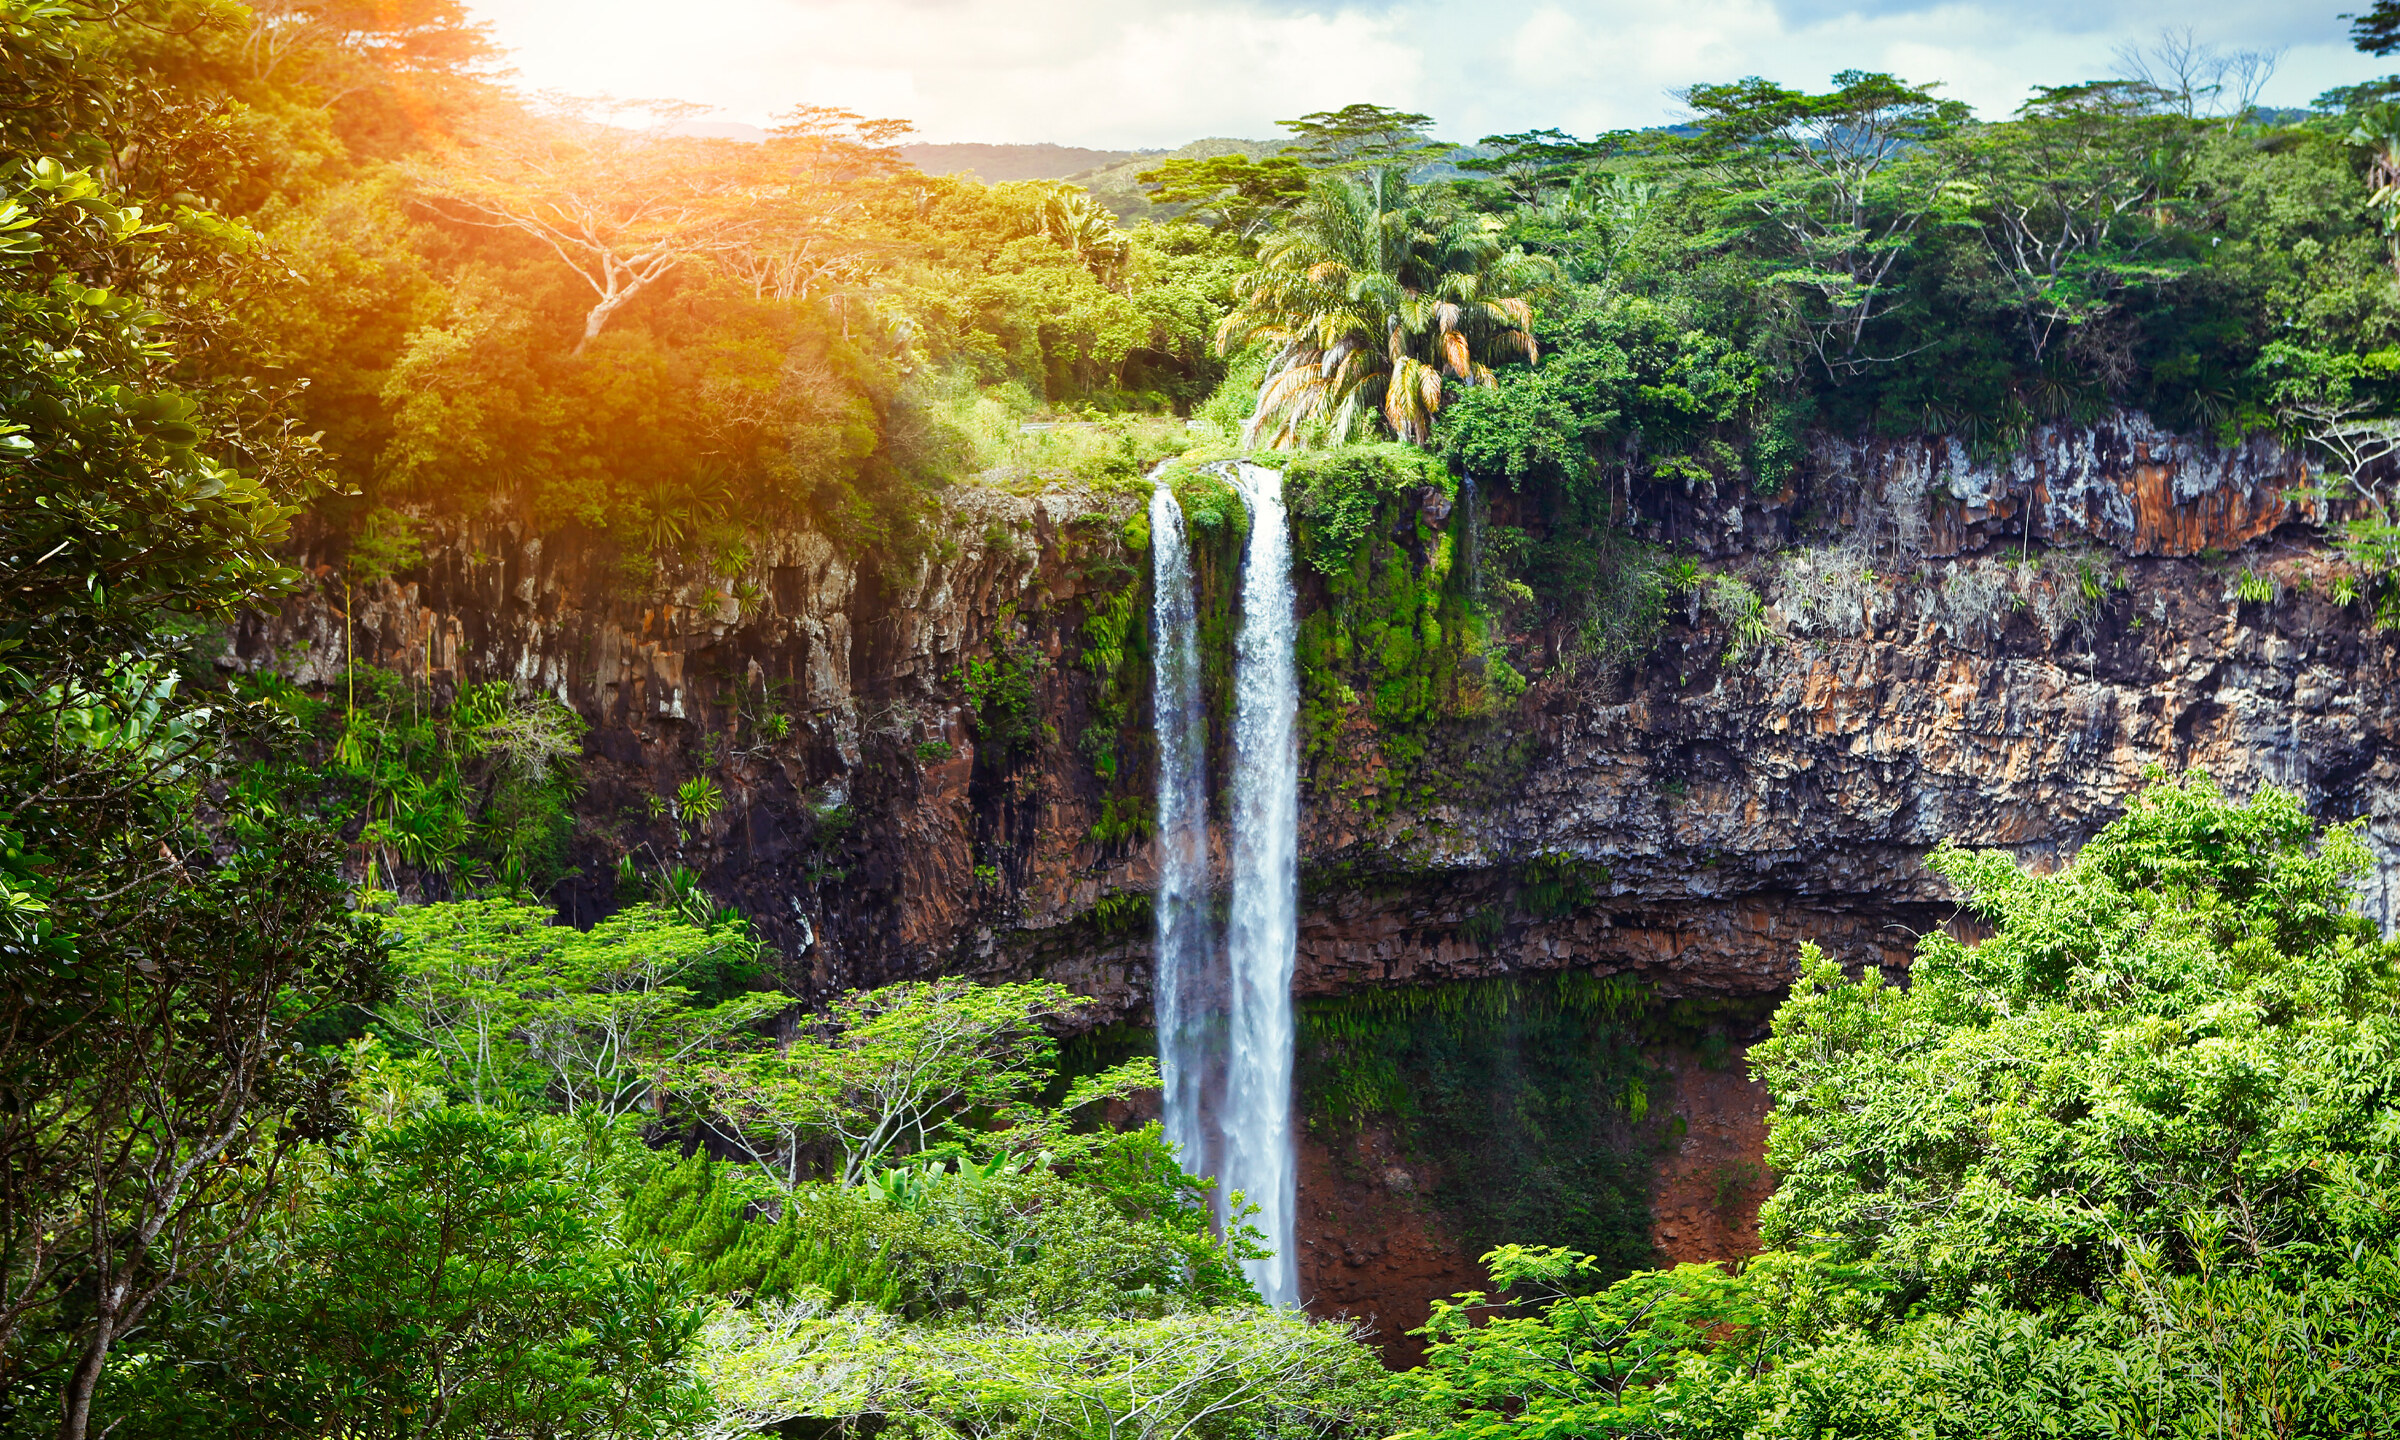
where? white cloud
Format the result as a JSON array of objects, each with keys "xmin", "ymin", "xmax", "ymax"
[{"xmin": 463, "ymin": 0, "xmax": 2388, "ymax": 146}]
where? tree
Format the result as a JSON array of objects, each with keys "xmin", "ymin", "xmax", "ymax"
[
  {"xmin": 2348, "ymin": 102, "xmax": 2400, "ymax": 282},
  {"xmin": 685, "ymin": 1296, "xmax": 902, "ymax": 1440},
  {"xmin": 0, "ymin": 14, "xmax": 384, "ymax": 1436},
  {"xmin": 410, "ymin": 113, "xmax": 770, "ymax": 354},
  {"xmin": 2112, "ymin": 26, "xmax": 2280, "ymax": 123},
  {"xmin": 691, "ymin": 1299, "xmax": 1384, "ymax": 1440},
  {"xmin": 1749, "ymin": 774, "xmax": 2400, "ymax": 1306},
  {"xmin": 1945, "ymin": 82, "xmax": 2192, "ymax": 363},
  {"xmin": 1221, "ymin": 178, "xmax": 1549, "ymax": 446},
  {"xmin": 110, "ymin": 1108, "xmax": 712, "ymax": 1439},
  {"xmin": 1026, "ymin": 183, "xmax": 1133, "ymax": 288},
  {"xmin": 1459, "ymin": 128, "xmax": 1614, "ymax": 208},
  {"xmin": 1136, "ymin": 153, "xmax": 1311, "ymax": 241},
  {"xmin": 1277, "ymin": 102, "xmax": 1451, "ymax": 215},
  {"xmin": 375, "ymin": 897, "xmax": 783, "ymax": 1116},
  {"xmin": 656, "ymin": 979, "xmax": 1152, "ymax": 1189},
  {"xmin": 1405, "ymin": 1247, "xmax": 1750, "ymax": 1440},
  {"xmin": 0, "ymin": 153, "xmax": 303, "ymax": 711},
  {"xmin": 1399, "ymin": 775, "xmax": 2400, "ymax": 1438},
  {"xmin": 2354, "ymin": 0, "xmax": 2400, "ymax": 57},
  {"xmin": 1678, "ymin": 71, "xmax": 1970, "ymax": 377},
  {"xmin": 0, "ymin": 804, "xmax": 382, "ymax": 1440},
  {"xmin": 908, "ymin": 1308, "xmax": 1383, "ymax": 1440},
  {"xmin": 719, "ymin": 105, "xmax": 915, "ymax": 303},
  {"xmin": 240, "ymin": 0, "xmax": 498, "ymax": 104}
]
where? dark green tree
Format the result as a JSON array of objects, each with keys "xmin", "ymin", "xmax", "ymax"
[
  {"xmin": 111, "ymin": 1109, "xmax": 710, "ymax": 1439},
  {"xmin": 0, "ymin": 11, "xmax": 387, "ymax": 1437}
]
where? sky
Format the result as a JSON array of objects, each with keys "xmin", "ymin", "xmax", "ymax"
[{"xmin": 464, "ymin": 0, "xmax": 2383, "ymax": 149}]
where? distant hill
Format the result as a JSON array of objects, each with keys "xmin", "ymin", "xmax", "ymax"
[{"xmin": 900, "ymin": 143, "xmax": 1148, "ymax": 182}]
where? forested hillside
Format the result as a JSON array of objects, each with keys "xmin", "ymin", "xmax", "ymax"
[{"xmin": 7, "ymin": 1, "xmax": 2400, "ymax": 1436}]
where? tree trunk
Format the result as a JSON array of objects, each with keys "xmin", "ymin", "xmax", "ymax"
[
  {"xmin": 572, "ymin": 290, "xmax": 625, "ymax": 357},
  {"xmin": 59, "ymin": 1308, "xmax": 113, "ymax": 1440}
]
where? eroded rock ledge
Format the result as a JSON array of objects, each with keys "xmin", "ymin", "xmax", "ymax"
[{"xmin": 228, "ymin": 414, "xmax": 2398, "ymax": 1016}]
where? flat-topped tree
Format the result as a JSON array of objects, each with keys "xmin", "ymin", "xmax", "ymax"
[
  {"xmin": 1460, "ymin": 128, "xmax": 1609, "ymax": 207},
  {"xmin": 1135, "ymin": 153, "xmax": 1310, "ymax": 240},
  {"xmin": 409, "ymin": 109, "xmax": 770, "ymax": 354},
  {"xmin": 1278, "ymin": 102, "xmax": 1450, "ymax": 213},
  {"xmin": 1946, "ymin": 80, "xmax": 2193, "ymax": 365},
  {"xmin": 1677, "ymin": 70, "xmax": 1969, "ymax": 379},
  {"xmin": 723, "ymin": 105, "xmax": 917, "ymax": 302}
]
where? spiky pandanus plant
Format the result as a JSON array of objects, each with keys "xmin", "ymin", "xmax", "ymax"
[{"xmin": 1220, "ymin": 177, "xmax": 1552, "ymax": 447}]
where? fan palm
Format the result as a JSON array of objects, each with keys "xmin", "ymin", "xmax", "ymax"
[{"xmin": 1220, "ymin": 177, "xmax": 1553, "ymax": 447}]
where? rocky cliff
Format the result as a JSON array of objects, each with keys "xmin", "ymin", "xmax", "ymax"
[{"xmin": 226, "ymin": 413, "xmax": 2400, "ymax": 1346}]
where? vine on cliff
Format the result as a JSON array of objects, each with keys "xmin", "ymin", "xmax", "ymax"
[{"xmin": 1296, "ymin": 971, "xmax": 1661, "ymax": 1280}]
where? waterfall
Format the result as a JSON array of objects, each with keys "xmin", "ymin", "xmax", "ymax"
[
  {"xmin": 1148, "ymin": 478, "xmax": 1217, "ymax": 1190},
  {"xmin": 1223, "ymin": 460, "xmax": 1299, "ymax": 1307},
  {"xmin": 1147, "ymin": 459, "xmax": 1301, "ymax": 1308},
  {"xmin": 1459, "ymin": 476, "xmax": 1487, "ymax": 682},
  {"xmin": 1461, "ymin": 475, "xmax": 1484, "ymax": 604}
]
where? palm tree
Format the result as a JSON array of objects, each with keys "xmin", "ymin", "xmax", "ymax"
[
  {"xmin": 2348, "ymin": 103, "xmax": 2400, "ymax": 283},
  {"xmin": 1219, "ymin": 177, "xmax": 1552, "ymax": 447},
  {"xmin": 1026, "ymin": 182, "xmax": 1132, "ymax": 289}
]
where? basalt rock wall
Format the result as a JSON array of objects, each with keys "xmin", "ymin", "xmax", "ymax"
[
  {"xmin": 227, "ymin": 414, "xmax": 2399, "ymax": 1009},
  {"xmin": 226, "ymin": 417, "xmax": 2399, "ymax": 1340}
]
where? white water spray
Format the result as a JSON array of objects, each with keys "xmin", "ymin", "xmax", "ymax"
[
  {"xmin": 1223, "ymin": 460, "xmax": 1299, "ymax": 1307},
  {"xmin": 1148, "ymin": 478, "xmax": 1217, "ymax": 1185}
]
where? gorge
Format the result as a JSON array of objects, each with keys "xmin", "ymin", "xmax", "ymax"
[
  {"xmin": 225, "ymin": 411, "xmax": 2400, "ymax": 1344},
  {"xmin": 29, "ymin": 8, "xmax": 2400, "ymax": 1428}
]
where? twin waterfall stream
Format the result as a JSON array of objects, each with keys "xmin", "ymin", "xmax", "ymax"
[{"xmin": 1149, "ymin": 462, "xmax": 1300, "ymax": 1306}]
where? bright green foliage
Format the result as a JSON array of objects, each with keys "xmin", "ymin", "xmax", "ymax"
[
  {"xmin": 1286, "ymin": 442, "xmax": 1451, "ymax": 575},
  {"xmin": 1066, "ymin": 516, "xmax": 1149, "ymax": 789},
  {"xmin": 376, "ymin": 897, "xmax": 782, "ymax": 1116},
  {"xmin": 1405, "ymin": 778, "xmax": 2400, "ymax": 1437},
  {"xmin": 110, "ymin": 1108, "xmax": 710, "ymax": 1440},
  {"xmin": 1408, "ymin": 1247, "xmax": 1750, "ymax": 1440},
  {"xmin": 1677, "ymin": 72, "xmax": 1971, "ymax": 379},
  {"xmin": 693, "ymin": 1296, "xmax": 1393, "ymax": 1440},
  {"xmin": 893, "ymin": 1304, "xmax": 1387, "ymax": 1440},
  {"xmin": 1751, "ymin": 774, "xmax": 2400, "ymax": 1307},
  {"xmin": 957, "ymin": 609, "xmax": 1052, "ymax": 767},
  {"xmin": 632, "ymin": 1134, "xmax": 1254, "ymax": 1324},
  {"xmin": 654, "ymin": 978, "xmax": 1154, "ymax": 1188},
  {"xmin": 622, "ymin": 1149, "xmax": 903, "ymax": 1308},
  {"xmin": 1943, "ymin": 83, "xmax": 2194, "ymax": 367},
  {"xmin": 1137, "ymin": 153, "xmax": 1313, "ymax": 240},
  {"xmin": 1286, "ymin": 444, "xmax": 1528, "ymax": 788}
]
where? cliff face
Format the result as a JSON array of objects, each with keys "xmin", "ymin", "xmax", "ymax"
[
  {"xmin": 228, "ymin": 414, "xmax": 2399, "ymax": 1338},
  {"xmin": 237, "ymin": 414, "xmax": 2386, "ymax": 993}
]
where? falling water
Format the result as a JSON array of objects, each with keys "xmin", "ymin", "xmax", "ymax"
[
  {"xmin": 1148, "ymin": 477, "xmax": 1217, "ymax": 1187},
  {"xmin": 1459, "ymin": 475, "xmax": 1485, "ymax": 606},
  {"xmin": 1223, "ymin": 460, "xmax": 1300, "ymax": 1307}
]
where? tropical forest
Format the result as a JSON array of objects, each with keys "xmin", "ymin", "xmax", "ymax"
[{"xmin": 10, "ymin": 0, "xmax": 2400, "ymax": 1436}]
